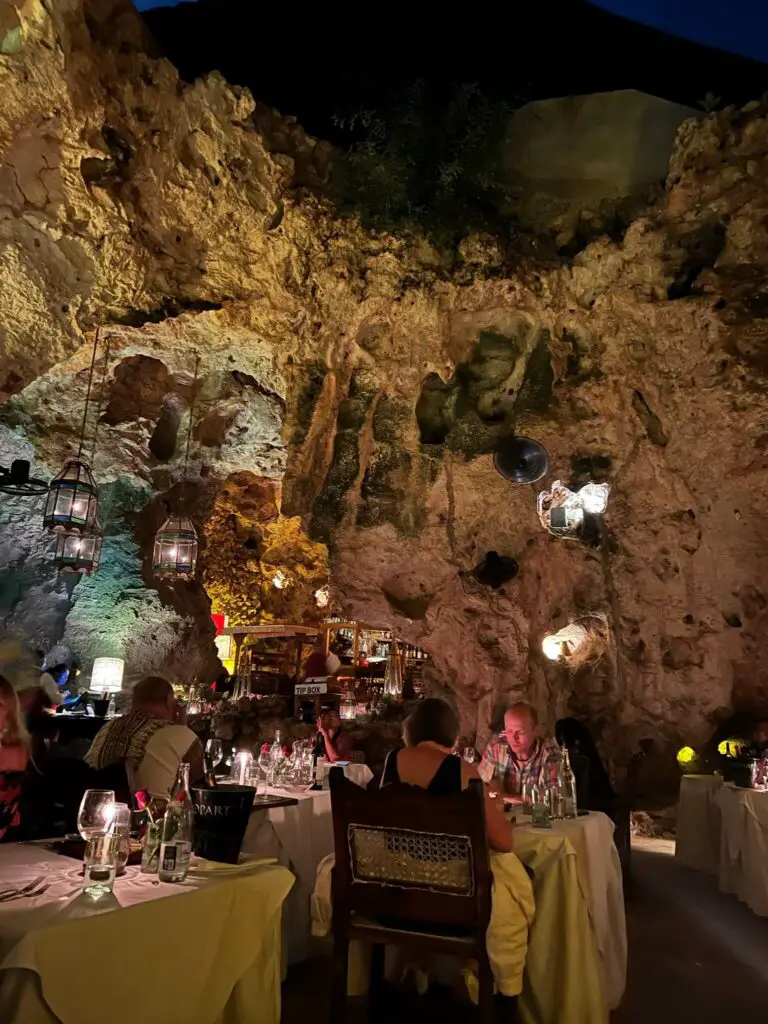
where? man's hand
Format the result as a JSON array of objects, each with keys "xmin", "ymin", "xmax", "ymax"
[{"xmin": 503, "ymin": 794, "xmax": 523, "ymax": 807}]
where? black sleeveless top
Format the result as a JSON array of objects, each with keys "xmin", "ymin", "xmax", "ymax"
[{"xmin": 380, "ymin": 748, "xmax": 462, "ymax": 795}]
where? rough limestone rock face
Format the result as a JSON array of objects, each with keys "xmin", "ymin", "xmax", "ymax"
[{"xmin": 2, "ymin": 0, "xmax": 768, "ymax": 783}]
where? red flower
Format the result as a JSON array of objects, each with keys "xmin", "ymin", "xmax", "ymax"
[{"xmin": 261, "ymin": 743, "xmax": 271, "ymax": 753}]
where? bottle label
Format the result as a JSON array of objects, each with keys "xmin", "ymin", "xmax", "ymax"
[{"xmin": 161, "ymin": 843, "xmax": 177, "ymax": 872}]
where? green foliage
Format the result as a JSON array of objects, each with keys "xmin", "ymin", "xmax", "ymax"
[{"xmin": 331, "ymin": 82, "xmax": 513, "ymax": 245}]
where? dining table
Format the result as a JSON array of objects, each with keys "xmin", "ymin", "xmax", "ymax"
[
  {"xmin": 513, "ymin": 810, "xmax": 626, "ymax": 1022},
  {"xmin": 675, "ymin": 773, "xmax": 723, "ymax": 875},
  {"xmin": 0, "ymin": 843, "xmax": 294, "ymax": 1024},
  {"xmin": 715, "ymin": 783, "xmax": 768, "ymax": 916},
  {"xmin": 242, "ymin": 763, "xmax": 373, "ymax": 965}
]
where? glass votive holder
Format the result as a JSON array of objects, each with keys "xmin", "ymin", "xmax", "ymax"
[
  {"xmin": 233, "ymin": 750, "xmax": 253, "ymax": 787},
  {"xmin": 83, "ymin": 835, "xmax": 119, "ymax": 898}
]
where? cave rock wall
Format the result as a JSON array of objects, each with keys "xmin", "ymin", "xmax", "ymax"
[{"xmin": 1, "ymin": 0, "xmax": 768, "ymax": 771}]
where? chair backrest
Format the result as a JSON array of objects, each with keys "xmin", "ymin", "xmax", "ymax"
[{"xmin": 329, "ymin": 767, "xmax": 492, "ymax": 935}]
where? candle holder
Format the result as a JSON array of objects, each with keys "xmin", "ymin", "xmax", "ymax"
[{"xmin": 233, "ymin": 750, "xmax": 253, "ymax": 787}]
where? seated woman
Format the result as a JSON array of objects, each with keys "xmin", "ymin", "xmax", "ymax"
[
  {"xmin": 312, "ymin": 698, "xmax": 534, "ymax": 1007},
  {"xmin": 0, "ymin": 675, "xmax": 30, "ymax": 840},
  {"xmin": 381, "ymin": 698, "xmax": 513, "ymax": 853}
]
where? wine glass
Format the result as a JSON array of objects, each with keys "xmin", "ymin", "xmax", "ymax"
[
  {"xmin": 77, "ymin": 790, "xmax": 115, "ymax": 840},
  {"xmin": 206, "ymin": 738, "xmax": 223, "ymax": 768}
]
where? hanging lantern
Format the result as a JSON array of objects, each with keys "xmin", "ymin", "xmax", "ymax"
[
  {"xmin": 340, "ymin": 690, "xmax": 357, "ymax": 721},
  {"xmin": 43, "ymin": 460, "xmax": 98, "ymax": 534},
  {"xmin": 52, "ymin": 518, "xmax": 103, "ymax": 575},
  {"xmin": 153, "ymin": 514, "xmax": 198, "ymax": 581}
]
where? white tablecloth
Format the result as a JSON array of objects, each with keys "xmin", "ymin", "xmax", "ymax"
[
  {"xmin": 675, "ymin": 774, "xmax": 723, "ymax": 874},
  {"xmin": 715, "ymin": 784, "xmax": 768, "ymax": 916},
  {"xmin": 242, "ymin": 765, "xmax": 372, "ymax": 964},
  {"xmin": 0, "ymin": 845, "xmax": 293, "ymax": 1024},
  {"xmin": 515, "ymin": 812, "xmax": 626, "ymax": 1011}
]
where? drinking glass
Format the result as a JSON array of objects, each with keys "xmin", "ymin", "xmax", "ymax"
[
  {"xmin": 77, "ymin": 790, "xmax": 116, "ymax": 841},
  {"xmin": 520, "ymin": 779, "xmax": 533, "ymax": 816},
  {"xmin": 462, "ymin": 747, "xmax": 476, "ymax": 764},
  {"xmin": 110, "ymin": 802, "xmax": 132, "ymax": 875},
  {"xmin": 83, "ymin": 835, "xmax": 119, "ymax": 898}
]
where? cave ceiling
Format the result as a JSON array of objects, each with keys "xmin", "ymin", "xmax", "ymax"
[{"xmin": 1, "ymin": 0, "xmax": 768, "ymax": 762}]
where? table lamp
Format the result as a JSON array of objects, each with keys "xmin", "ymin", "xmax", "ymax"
[{"xmin": 90, "ymin": 657, "xmax": 124, "ymax": 717}]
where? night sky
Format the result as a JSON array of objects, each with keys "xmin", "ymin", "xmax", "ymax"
[{"xmin": 134, "ymin": 0, "xmax": 767, "ymax": 64}]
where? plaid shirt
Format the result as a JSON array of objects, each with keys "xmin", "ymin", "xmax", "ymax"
[{"xmin": 478, "ymin": 735, "xmax": 560, "ymax": 795}]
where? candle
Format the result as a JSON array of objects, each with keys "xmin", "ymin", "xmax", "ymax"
[{"xmin": 234, "ymin": 751, "xmax": 253, "ymax": 787}]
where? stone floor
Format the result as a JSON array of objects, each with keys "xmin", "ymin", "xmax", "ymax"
[{"xmin": 282, "ymin": 837, "xmax": 768, "ymax": 1022}]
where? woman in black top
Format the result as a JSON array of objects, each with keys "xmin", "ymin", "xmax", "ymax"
[{"xmin": 380, "ymin": 698, "xmax": 512, "ymax": 853}]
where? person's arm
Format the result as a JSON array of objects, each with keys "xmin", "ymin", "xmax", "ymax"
[
  {"xmin": 477, "ymin": 740, "xmax": 496, "ymax": 784},
  {"xmin": 464, "ymin": 763, "xmax": 513, "ymax": 853},
  {"xmin": 321, "ymin": 726, "xmax": 353, "ymax": 763}
]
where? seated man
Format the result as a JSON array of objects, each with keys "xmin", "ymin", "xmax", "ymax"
[
  {"xmin": 85, "ymin": 675, "xmax": 203, "ymax": 797},
  {"xmin": 478, "ymin": 701, "xmax": 559, "ymax": 803}
]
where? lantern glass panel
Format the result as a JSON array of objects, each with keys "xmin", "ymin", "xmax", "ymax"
[
  {"xmin": 153, "ymin": 515, "xmax": 198, "ymax": 580},
  {"xmin": 44, "ymin": 460, "xmax": 98, "ymax": 533},
  {"xmin": 53, "ymin": 521, "xmax": 103, "ymax": 575}
]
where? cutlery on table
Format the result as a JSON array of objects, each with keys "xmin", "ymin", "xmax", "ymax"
[
  {"xmin": 0, "ymin": 876, "xmax": 45, "ymax": 900},
  {"xmin": 0, "ymin": 878, "xmax": 49, "ymax": 903}
]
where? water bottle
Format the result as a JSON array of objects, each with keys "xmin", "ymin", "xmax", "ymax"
[
  {"xmin": 561, "ymin": 748, "xmax": 578, "ymax": 819},
  {"xmin": 158, "ymin": 763, "xmax": 193, "ymax": 882}
]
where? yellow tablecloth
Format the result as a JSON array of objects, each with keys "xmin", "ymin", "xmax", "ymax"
[
  {"xmin": 0, "ymin": 847, "xmax": 294, "ymax": 1024},
  {"xmin": 514, "ymin": 811, "xmax": 626, "ymax": 1013},
  {"xmin": 513, "ymin": 827, "xmax": 608, "ymax": 1024},
  {"xmin": 675, "ymin": 774, "xmax": 723, "ymax": 875}
]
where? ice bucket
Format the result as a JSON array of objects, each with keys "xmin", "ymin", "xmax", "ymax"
[{"xmin": 191, "ymin": 784, "xmax": 253, "ymax": 864}]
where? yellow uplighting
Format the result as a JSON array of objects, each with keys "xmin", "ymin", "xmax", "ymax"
[
  {"xmin": 676, "ymin": 745, "xmax": 701, "ymax": 773},
  {"xmin": 718, "ymin": 738, "xmax": 743, "ymax": 758}
]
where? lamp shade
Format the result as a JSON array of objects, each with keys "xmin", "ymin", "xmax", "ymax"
[
  {"xmin": 542, "ymin": 622, "xmax": 590, "ymax": 661},
  {"xmin": 43, "ymin": 460, "xmax": 98, "ymax": 533},
  {"xmin": 53, "ymin": 519, "xmax": 103, "ymax": 575},
  {"xmin": 91, "ymin": 657, "xmax": 124, "ymax": 694},
  {"xmin": 153, "ymin": 514, "xmax": 198, "ymax": 581}
]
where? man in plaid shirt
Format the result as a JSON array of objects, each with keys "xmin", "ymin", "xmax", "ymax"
[{"xmin": 478, "ymin": 701, "xmax": 560, "ymax": 802}]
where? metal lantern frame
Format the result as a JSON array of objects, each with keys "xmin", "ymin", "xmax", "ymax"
[
  {"xmin": 45, "ymin": 329, "xmax": 110, "ymax": 544},
  {"xmin": 153, "ymin": 514, "xmax": 198, "ymax": 581},
  {"xmin": 153, "ymin": 354, "xmax": 201, "ymax": 584},
  {"xmin": 52, "ymin": 517, "xmax": 103, "ymax": 575},
  {"xmin": 44, "ymin": 459, "xmax": 99, "ymax": 534}
]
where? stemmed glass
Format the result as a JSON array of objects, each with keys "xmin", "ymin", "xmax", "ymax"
[
  {"xmin": 206, "ymin": 738, "xmax": 223, "ymax": 769},
  {"xmin": 77, "ymin": 789, "xmax": 116, "ymax": 898},
  {"xmin": 77, "ymin": 789, "xmax": 116, "ymax": 840}
]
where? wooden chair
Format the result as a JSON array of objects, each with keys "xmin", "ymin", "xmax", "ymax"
[{"xmin": 328, "ymin": 767, "xmax": 495, "ymax": 1022}]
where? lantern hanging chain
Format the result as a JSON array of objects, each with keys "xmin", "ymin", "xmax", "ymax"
[
  {"xmin": 76, "ymin": 327, "xmax": 100, "ymax": 462},
  {"xmin": 88, "ymin": 333, "xmax": 112, "ymax": 470},
  {"xmin": 182, "ymin": 351, "xmax": 201, "ymax": 484}
]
